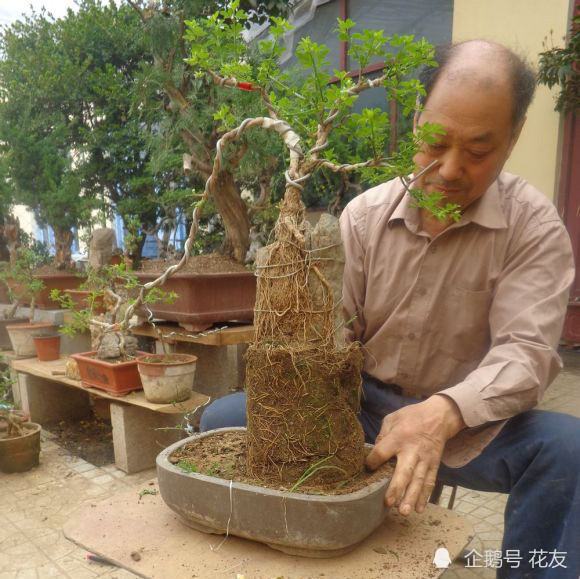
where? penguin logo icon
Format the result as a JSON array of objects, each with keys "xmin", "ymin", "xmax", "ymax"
[{"xmin": 433, "ymin": 547, "xmax": 452, "ymax": 568}]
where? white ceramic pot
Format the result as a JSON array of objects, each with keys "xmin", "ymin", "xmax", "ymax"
[
  {"xmin": 6, "ymin": 323, "xmax": 56, "ymax": 358},
  {"xmin": 136, "ymin": 353, "xmax": 197, "ymax": 404}
]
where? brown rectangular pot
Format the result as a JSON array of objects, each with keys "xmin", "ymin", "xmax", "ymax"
[
  {"xmin": 135, "ymin": 272, "xmax": 256, "ymax": 327},
  {"xmin": 34, "ymin": 274, "xmax": 85, "ymax": 309},
  {"xmin": 70, "ymin": 351, "xmax": 144, "ymax": 396}
]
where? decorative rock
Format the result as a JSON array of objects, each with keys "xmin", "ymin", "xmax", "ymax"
[
  {"xmin": 97, "ymin": 332, "xmax": 138, "ymax": 359},
  {"xmin": 88, "ymin": 229, "xmax": 117, "ymax": 269},
  {"xmin": 307, "ymin": 213, "xmax": 346, "ymax": 346}
]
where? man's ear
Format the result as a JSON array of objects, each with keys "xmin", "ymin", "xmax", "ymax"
[{"xmin": 507, "ymin": 116, "xmax": 526, "ymax": 157}]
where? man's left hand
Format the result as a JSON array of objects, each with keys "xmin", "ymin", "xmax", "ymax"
[{"xmin": 366, "ymin": 394, "xmax": 465, "ymax": 516}]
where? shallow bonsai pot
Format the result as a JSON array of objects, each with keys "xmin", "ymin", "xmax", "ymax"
[
  {"xmin": 135, "ymin": 272, "xmax": 256, "ymax": 328},
  {"xmin": 33, "ymin": 334, "xmax": 61, "ymax": 361},
  {"xmin": 6, "ymin": 322, "xmax": 56, "ymax": 358},
  {"xmin": 0, "ymin": 422, "xmax": 41, "ymax": 473},
  {"xmin": 157, "ymin": 427, "xmax": 391, "ymax": 558},
  {"xmin": 70, "ymin": 351, "xmax": 145, "ymax": 396},
  {"xmin": 0, "ymin": 317, "xmax": 28, "ymax": 350},
  {"xmin": 137, "ymin": 353, "xmax": 197, "ymax": 403}
]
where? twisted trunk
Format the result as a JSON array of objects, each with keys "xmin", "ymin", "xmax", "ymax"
[{"xmin": 211, "ymin": 170, "xmax": 250, "ymax": 263}]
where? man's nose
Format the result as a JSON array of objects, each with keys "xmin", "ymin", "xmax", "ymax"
[{"xmin": 437, "ymin": 149, "xmax": 464, "ymax": 182}]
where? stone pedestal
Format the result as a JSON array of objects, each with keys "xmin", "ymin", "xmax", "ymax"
[
  {"xmin": 16, "ymin": 373, "xmax": 92, "ymax": 423},
  {"xmin": 110, "ymin": 404, "xmax": 185, "ymax": 473}
]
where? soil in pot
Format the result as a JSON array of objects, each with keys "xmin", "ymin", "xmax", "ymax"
[
  {"xmin": 6, "ymin": 322, "xmax": 56, "ymax": 358},
  {"xmin": 33, "ymin": 334, "xmax": 61, "ymax": 361},
  {"xmin": 139, "ymin": 253, "xmax": 249, "ymax": 274},
  {"xmin": 0, "ymin": 422, "xmax": 41, "ymax": 473},
  {"xmin": 169, "ymin": 430, "xmax": 393, "ymax": 494},
  {"xmin": 137, "ymin": 353, "xmax": 197, "ymax": 404}
]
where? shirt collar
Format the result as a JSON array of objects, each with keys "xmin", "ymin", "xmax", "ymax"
[{"xmin": 388, "ymin": 176, "xmax": 508, "ymax": 231}]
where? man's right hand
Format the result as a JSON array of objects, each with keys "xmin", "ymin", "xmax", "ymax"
[{"xmin": 366, "ymin": 394, "xmax": 465, "ymax": 516}]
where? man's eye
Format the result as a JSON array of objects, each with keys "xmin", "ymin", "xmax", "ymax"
[
  {"xmin": 470, "ymin": 150, "xmax": 489, "ymax": 159},
  {"xmin": 428, "ymin": 143, "xmax": 446, "ymax": 151}
]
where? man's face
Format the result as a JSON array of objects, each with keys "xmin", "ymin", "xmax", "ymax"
[{"xmin": 413, "ymin": 72, "xmax": 522, "ymax": 212}]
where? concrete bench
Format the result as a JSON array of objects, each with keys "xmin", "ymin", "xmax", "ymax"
[{"xmin": 10, "ymin": 356, "xmax": 209, "ymax": 474}]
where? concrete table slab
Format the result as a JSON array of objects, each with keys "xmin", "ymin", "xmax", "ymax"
[{"xmin": 64, "ymin": 478, "xmax": 473, "ymax": 579}]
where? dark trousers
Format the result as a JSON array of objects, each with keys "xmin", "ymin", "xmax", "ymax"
[{"xmin": 200, "ymin": 377, "xmax": 580, "ymax": 578}]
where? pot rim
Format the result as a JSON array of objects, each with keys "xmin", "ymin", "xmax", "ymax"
[
  {"xmin": 32, "ymin": 334, "xmax": 61, "ymax": 340},
  {"xmin": 137, "ymin": 353, "xmax": 197, "ymax": 367},
  {"xmin": 0, "ymin": 422, "xmax": 41, "ymax": 440},
  {"xmin": 135, "ymin": 271, "xmax": 255, "ymax": 280},
  {"xmin": 157, "ymin": 427, "xmax": 391, "ymax": 503},
  {"xmin": 70, "ymin": 351, "xmax": 147, "ymax": 368},
  {"xmin": 6, "ymin": 322, "xmax": 55, "ymax": 331}
]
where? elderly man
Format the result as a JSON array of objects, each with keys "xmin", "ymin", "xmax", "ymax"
[
  {"xmin": 341, "ymin": 40, "xmax": 578, "ymax": 577},
  {"xmin": 201, "ymin": 40, "xmax": 579, "ymax": 577}
]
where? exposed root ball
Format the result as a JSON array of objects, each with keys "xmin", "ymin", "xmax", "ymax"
[{"xmin": 245, "ymin": 343, "xmax": 364, "ymax": 485}]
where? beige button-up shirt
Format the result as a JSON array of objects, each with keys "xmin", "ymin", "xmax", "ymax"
[{"xmin": 340, "ymin": 172, "xmax": 575, "ymax": 467}]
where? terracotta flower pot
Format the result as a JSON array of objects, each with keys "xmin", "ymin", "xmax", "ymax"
[
  {"xmin": 70, "ymin": 351, "xmax": 145, "ymax": 396},
  {"xmin": 6, "ymin": 322, "xmax": 56, "ymax": 358},
  {"xmin": 33, "ymin": 334, "xmax": 61, "ymax": 361},
  {"xmin": 64, "ymin": 289, "xmax": 106, "ymax": 314},
  {"xmin": 137, "ymin": 353, "xmax": 197, "ymax": 403},
  {"xmin": 0, "ymin": 422, "xmax": 41, "ymax": 473},
  {"xmin": 157, "ymin": 428, "xmax": 391, "ymax": 558}
]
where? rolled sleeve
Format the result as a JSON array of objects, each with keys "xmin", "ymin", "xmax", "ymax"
[{"xmin": 440, "ymin": 218, "xmax": 575, "ymax": 427}]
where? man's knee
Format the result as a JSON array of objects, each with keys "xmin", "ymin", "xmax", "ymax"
[
  {"xmin": 199, "ymin": 392, "xmax": 247, "ymax": 432},
  {"xmin": 517, "ymin": 410, "xmax": 580, "ymax": 473}
]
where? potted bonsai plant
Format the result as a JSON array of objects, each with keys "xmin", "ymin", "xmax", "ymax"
[
  {"xmin": 0, "ymin": 362, "xmax": 41, "ymax": 473},
  {"xmin": 98, "ymin": 4, "xmax": 457, "ymax": 556},
  {"xmin": 53, "ymin": 263, "xmax": 181, "ymax": 398},
  {"xmin": 0, "ymin": 249, "xmax": 55, "ymax": 357}
]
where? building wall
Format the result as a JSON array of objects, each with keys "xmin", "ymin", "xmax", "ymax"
[{"xmin": 452, "ymin": 0, "xmax": 572, "ymax": 199}]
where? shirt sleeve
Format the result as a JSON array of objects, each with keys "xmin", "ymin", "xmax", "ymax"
[
  {"xmin": 339, "ymin": 202, "xmax": 367, "ymax": 344},
  {"xmin": 439, "ymin": 217, "xmax": 575, "ymax": 428}
]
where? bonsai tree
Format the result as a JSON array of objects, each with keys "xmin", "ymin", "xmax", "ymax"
[
  {"xmin": 0, "ymin": 363, "xmax": 27, "ymax": 438},
  {"xmin": 0, "ymin": 249, "xmax": 46, "ymax": 321},
  {"xmin": 103, "ymin": 4, "xmax": 457, "ymax": 491},
  {"xmin": 128, "ymin": 0, "xmax": 295, "ymax": 263},
  {"xmin": 52, "ymin": 263, "xmax": 177, "ymax": 360}
]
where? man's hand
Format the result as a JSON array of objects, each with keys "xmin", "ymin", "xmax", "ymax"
[{"xmin": 366, "ymin": 394, "xmax": 465, "ymax": 516}]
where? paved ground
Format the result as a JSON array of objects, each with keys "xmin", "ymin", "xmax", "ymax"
[{"xmin": 1, "ymin": 350, "xmax": 578, "ymax": 579}]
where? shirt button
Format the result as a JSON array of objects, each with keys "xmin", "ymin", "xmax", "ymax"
[{"xmin": 408, "ymin": 332, "xmax": 416, "ymax": 340}]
